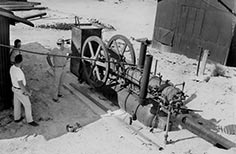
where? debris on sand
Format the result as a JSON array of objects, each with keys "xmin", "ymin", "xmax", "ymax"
[
  {"xmin": 36, "ymin": 23, "xmax": 75, "ymax": 30},
  {"xmin": 88, "ymin": 18, "xmax": 116, "ymax": 31}
]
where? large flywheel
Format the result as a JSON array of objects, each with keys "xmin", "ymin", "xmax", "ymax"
[
  {"xmin": 107, "ymin": 35, "xmax": 136, "ymax": 85},
  {"xmin": 81, "ymin": 36, "xmax": 110, "ymax": 88},
  {"xmin": 108, "ymin": 34, "xmax": 136, "ymax": 65}
]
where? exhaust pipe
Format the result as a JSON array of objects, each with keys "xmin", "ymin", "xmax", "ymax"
[{"xmin": 139, "ymin": 55, "xmax": 153, "ymax": 105}]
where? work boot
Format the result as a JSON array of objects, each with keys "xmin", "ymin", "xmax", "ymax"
[
  {"xmin": 58, "ymin": 94, "xmax": 63, "ymax": 98},
  {"xmin": 28, "ymin": 121, "xmax": 39, "ymax": 127},
  {"xmin": 14, "ymin": 117, "xmax": 24, "ymax": 123},
  {"xmin": 52, "ymin": 98, "xmax": 59, "ymax": 102}
]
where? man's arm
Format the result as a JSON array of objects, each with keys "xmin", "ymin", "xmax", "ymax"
[
  {"xmin": 68, "ymin": 48, "xmax": 72, "ymax": 54},
  {"xmin": 46, "ymin": 53, "xmax": 54, "ymax": 67},
  {"xmin": 10, "ymin": 49, "xmax": 16, "ymax": 64},
  {"xmin": 18, "ymin": 80, "xmax": 31, "ymax": 96}
]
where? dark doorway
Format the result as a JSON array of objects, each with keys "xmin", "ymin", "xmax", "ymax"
[{"xmin": 226, "ymin": 25, "xmax": 236, "ymax": 67}]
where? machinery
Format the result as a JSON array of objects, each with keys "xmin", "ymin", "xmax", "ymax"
[{"xmin": 70, "ymin": 20, "xmax": 236, "ymax": 149}]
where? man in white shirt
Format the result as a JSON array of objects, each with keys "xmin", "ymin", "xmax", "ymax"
[
  {"xmin": 47, "ymin": 38, "xmax": 71, "ymax": 102},
  {"xmin": 10, "ymin": 54, "xmax": 38, "ymax": 126}
]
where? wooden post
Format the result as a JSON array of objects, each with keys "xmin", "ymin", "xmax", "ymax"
[
  {"xmin": 154, "ymin": 59, "xmax": 158, "ymax": 75},
  {"xmin": 198, "ymin": 49, "xmax": 209, "ymax": 76},
  {"xmin": 196, "ymin": 47, "xmax": 203, "ymax": 76}
]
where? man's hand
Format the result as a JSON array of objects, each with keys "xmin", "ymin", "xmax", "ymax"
[
  {"xmin": 66, "ymin": 53, "xmax": 71, "ymax": 60},
  {"xmin": 18, "ymin": 81, "xmax": 32, "ymax": 97},
  {"xmin": 23, "ymin": 90, "xmax": 32, "ymax": 96}
]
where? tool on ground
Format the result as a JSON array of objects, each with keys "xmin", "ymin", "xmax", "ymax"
[{"xmin": 66, "ymin": 122, "xmax": 82, "ymax": 132}]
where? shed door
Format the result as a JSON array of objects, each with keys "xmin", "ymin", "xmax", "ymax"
[
  {"xmin": 175, "ymin": 5, "xmax": 205, "ymax": 54},
  {"xmin": 178, "ymin": 5, "xmax": 205, "ymax": 37}
]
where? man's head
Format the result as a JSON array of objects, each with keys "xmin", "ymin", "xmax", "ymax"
[
  {"xmin": 57, "ymin": 38, "xmax": 65, "ymax": 46},
  {"xmin": 14, "ymin": 39, "xmax": 21, "ymax": 48},
  {"xmin": 14, "ymin": 54, "xmax": 23, "ymax": 66}
]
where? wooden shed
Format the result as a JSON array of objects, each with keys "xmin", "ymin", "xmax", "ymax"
[
  {"xmin": 0, "ymin": 7, "xmax": 33, "ymax": 110},
  {"xmin": 152, "ymin": 0, "xmax": 236, "ymax": 66}
]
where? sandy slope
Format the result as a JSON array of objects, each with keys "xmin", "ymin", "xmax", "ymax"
[{"xmin": 0, "ymin": 0, "xmax": 236, "ymax": 154}]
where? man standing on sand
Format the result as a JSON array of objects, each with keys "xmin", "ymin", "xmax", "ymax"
[
  {"xmin": 10, "ymin": 54, "xmax": 39, "ymax": 126},
  {"xmin": 46, "ymin": 38, "xmax": 71, "ymax": 102}
]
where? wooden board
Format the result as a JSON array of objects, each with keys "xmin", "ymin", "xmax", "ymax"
[
  {"xmin": 0, "ymin": 1, "xmax": 41, "ymax": 6},
  {"xmin": 8, "ymin": 6, "xmax": 47, "ymax": 11},
  {"xmin": 0, "ymin": 8, "xmax": 34, "ymax": 26}
]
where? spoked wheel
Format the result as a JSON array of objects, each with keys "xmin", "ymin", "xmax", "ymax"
[
  {"xmin": 107, "ymin": 35, "xmax": 136, "ymax": 86},
  {"xmin": 108, "ymin": 34, "xmax": 136, "ymax": 65},
  {"xmin": 81, "ymin": 36, "xmax": 110, "ymax": 88}
]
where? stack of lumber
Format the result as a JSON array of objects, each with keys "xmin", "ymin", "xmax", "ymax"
[{"xmin": 0, "ymin": 1, "xmax": 47, "ymax": 11}]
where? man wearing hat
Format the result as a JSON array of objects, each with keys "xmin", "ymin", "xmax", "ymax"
[{"xmin": 46, "ymin": 38, "xmax": 71, "ymax": 102}]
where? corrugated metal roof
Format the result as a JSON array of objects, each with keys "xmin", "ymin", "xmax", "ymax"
[{"xmin": 0, "ymin": 7, "xmax": 34, "ymax": 27}]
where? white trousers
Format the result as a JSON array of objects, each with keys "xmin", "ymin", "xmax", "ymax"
[
  {"xmin": 53, "ymin": 67, "xmax": 65, "ymax": 99},
  {"xmin": 12, "ymin": 87, "xmax": 33, "ymax": 123}
]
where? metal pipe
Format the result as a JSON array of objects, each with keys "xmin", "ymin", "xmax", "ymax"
[
  {"xmin": 164, "ymin": 105, "xmax": 171, "ymax": 144},
  {"xmin": 139, "ymin": 55, "xmax": 153, "ymax": 105},
  {"xmin": 117, "ymin": 88, "xmax": 155, "ymax": 127},
  {"xmin": 176, "ymin": 114, "xmax": 236, "ymax": 149},
  {"xmin": 138, "ymin": 42, "xmax": 148, "ymax": 69}
]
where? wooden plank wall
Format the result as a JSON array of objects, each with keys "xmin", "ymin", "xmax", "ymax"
[
  {"xmin": 0, "ymin": 16, "xmax": 12, "ymax": 110},
  {"xmin": 152, "ymin": 0, "xmax": 235, "ymax": 65}
]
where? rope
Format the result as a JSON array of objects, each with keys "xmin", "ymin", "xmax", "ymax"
[{"xmin": 0, "ymin": 44, "xmax": 136, "ymax": 66}]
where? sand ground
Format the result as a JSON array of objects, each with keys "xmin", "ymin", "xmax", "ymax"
[{"xmin": 0, "ymin": 0, "xmax": 236, "ymax": 153}]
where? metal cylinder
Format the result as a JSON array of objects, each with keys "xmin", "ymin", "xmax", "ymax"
[
  {"xmin": 139, "ymin": 55, "xmax": 153, "ymax": 105},
  {"xmin": 125, "ymin": 68, "xmax": 142, "ymax": 90},
  {"xmin": 176, "ymin": 114, "xmax": 236, "ymax": 149},
  {"xmin": 148, "ymin": 76, "xmax": 165, "ymax": 89},
  {"xmin": 118, "ymin": 89, "xmax": 155, "ymax": 127},
  {"xmin": 138, "ymin": 42, "xmax": 148, "ymax": 69}
]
